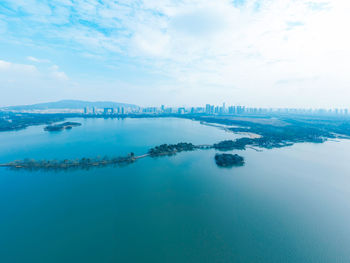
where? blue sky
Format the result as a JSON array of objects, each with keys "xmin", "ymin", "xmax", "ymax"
[{"xmin": 0, "ymin": 0, "xmax": 349, "ymax": 108}]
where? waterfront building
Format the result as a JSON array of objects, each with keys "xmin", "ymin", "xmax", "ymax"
[
  {"xmin": 205, "ymin": 104, "xmax": 211, "ymax": 114},
  {"xmin": 228, "ymin": 106, "xmax": 235, "ymax": 114},
  {"xmin": 103, "ymin": 108, "xmax": 114, "ymax": 115},
  {"xmin": 214, "ymin": 106, "xmax": 219, "ymax": 114},
  {"xmin": 178, "ymin": 107, "xmax": 185, "ymax": 114}
]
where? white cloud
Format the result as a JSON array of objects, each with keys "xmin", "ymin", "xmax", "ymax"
[
  {"xmin": 0, "ymin": 60, "xmax": 38, "ymax": 74},
  {"xmin": 27, "ymin": 56, "xmax": 50, "ymax": 63},
  {"xmin": 0, "ymin": 59, "xmax": 72, "ymax": 106},
  {"xmin": 1, "ymin": 0, "xmax": 350, "ymax": 107},
  {"xmin": 50, "ymin": 65, "xmax": 69, "ymax": 81},
  {"xmin": 124, "ymin": 0, "xmax": 350, "ymax": 107}
]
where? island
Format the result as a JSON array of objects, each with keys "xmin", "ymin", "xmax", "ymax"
[
  {"xmin": 44, "ymin": 122, "xmax": 82, "ymax": 131},
  {"xmin": 213, "ymin": 138, "xmax": 251, "ymax": 150},
  {"xmin": 148, "ymin": 143, "xmax": 196, "ymax": 157},
  {"xmin": 215, "ymin": 154, "xmax": 245, "ymax": 167}
]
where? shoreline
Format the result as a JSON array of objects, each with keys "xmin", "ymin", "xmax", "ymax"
[{"xmin": 1, "ymin": 114, "xmax": 349, "ymax": 171}]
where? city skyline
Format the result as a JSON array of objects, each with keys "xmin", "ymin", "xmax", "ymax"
[
  {"xmin": 4, "ymin": 99, "xmax": 349, "ymax": 116},
  {"xmin": 83, "ymin": 104, "xmax": 350, "ymax": 116}
]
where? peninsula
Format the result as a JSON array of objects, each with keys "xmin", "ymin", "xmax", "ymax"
[{"xmin": 0, "ymin": 141, "xmax": 245, "ymax": 171}]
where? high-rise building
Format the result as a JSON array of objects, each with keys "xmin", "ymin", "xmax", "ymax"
[
  {"xmin": 214, "ymin": 106, "xmax": 219, "ymax": 114},
  {"xmin": 228, "ymin": 106, "xmax": 235, "ymax": 114},
  {"xmin": 103, "ymin": 108, "xmax": 114, "ymax": 115},
  {"xmin": 178, "ymin": 107, "xmax": 185, "ymax": 114},
  {"xmin": 205, "ymin": 104, "xmax": 211, "ymax": 114}
]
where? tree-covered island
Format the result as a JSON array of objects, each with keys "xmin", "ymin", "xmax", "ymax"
[
  {"xmin": 148, "ymin": 143, "xmax": 196, "ymax": 157},
  {"xmin": 215, "ymin": 154, "xmax": 245, "ymax": 167},
  {"xmin": 44, "ymin": 122, "xmax": 82, "ymax": 131}
]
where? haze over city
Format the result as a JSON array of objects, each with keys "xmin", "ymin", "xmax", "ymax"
[{"xmin": 1, "ymin": 0, "xmax": 349, "ymax": 108}]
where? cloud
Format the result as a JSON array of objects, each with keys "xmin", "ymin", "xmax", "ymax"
[
  {"xmin": 27, "ymin": 56, "xmax": 50, "ymax": 63},
  {"xmin": 0, "ymin": 0, "xmax": 350, "ymax": 107},
  {"xmin": 0, "ymin": 60, "xmax": 38, "ymax": 74},
  {"xmin": 0, "ymin": 59, "xmax": 73, "ymax": 106},
  {"xmin": 50, "ymin": 65, "xmax": 69, "ymax": 81},
  {"xmin": 306, "ymin": 1, "xmax": 331, "ymax": 11}
]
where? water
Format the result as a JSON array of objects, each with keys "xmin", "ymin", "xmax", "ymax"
[{"xmin": 0, "ymin": 118, "xmax": 350, "ymax": 263}]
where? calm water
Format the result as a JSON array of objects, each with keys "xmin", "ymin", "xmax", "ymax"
[{"xmin": 0, "ymin": 118, "xmax": 350, "ymax": 263}]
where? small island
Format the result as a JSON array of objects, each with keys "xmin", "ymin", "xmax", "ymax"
[
  {"xmin": 44, "ymin": 122, "xmax": 82, "ymax": 132},
  {"xmin": 148, "ymin": 142, "xmax": 196, "ymax": 157},
  {"xmin": 213, "ymin": 138, "xmax": 251, "ymax": 151},
  {"xmin": 215, "ymin": 154, "xmax": 245, "ymax": 167}
]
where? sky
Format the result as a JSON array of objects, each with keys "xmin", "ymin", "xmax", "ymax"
[{"xmin": 0, "ymin": 0, "xmax": 349, "ymax": 108}]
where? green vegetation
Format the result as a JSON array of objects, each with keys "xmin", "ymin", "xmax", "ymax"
[
  {"xmin": 213, "ymin": 137, "xmax": 294, "ymax": 151},
  {"xmin": 0, "ymin": 142, "xmax": 200, "ymax": 171},
  {"xmin": 1, "ymin": 153, "xmax": 136, "ymax": 171},
  {"xmin": 148, "ymin": 142, "xmax": 196, "ymax": 156},
  {"xmin": 213, "ymin": 138, "xmax": 252, "ymax": 150},
  {"xmin": 0, "ymin": 112, "xmax": 65, "ymax": 131},
  {"xmin": 190, "ymin": 115, "xmax": 344, "ymax": 149},
  {"xmin": 2, "ymin": 112, "xmax": 350, "ymax": 171},
  {"xmin": 215, "ymin": 154, "xmax": 245, "ymax": 167},
  {"xmin": 44, "ymin": 122, "xmax": 81, "ymax": 131}
]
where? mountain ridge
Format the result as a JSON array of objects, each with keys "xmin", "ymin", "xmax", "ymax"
[{"xmin": 1, "ymin": 100, "xmax": 139, "ymax": 111}]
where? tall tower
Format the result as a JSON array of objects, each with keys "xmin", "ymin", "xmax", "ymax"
[{"xmin": 206, "ymin": 104, "xmax": 211, "ymax": 114}]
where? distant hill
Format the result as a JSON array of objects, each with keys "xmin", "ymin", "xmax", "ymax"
[{"xmin": 2, "ymin": 100, "xmax": 139, "ymax": 111}]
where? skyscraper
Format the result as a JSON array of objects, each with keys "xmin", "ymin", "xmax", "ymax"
[{"xmin": 206, "ymin": 104, "xmax": 211, "ymax": 114}]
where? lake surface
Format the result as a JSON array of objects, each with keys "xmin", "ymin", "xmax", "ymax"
[{"xmin": 0, "ymin": 117, "xmax": 350, "ymax": 263}]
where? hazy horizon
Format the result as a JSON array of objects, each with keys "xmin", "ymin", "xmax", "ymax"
[
  {"xmin": 1, "ymin": 98, "xmax": 349, "ymax": 111},
  {"xmin": 1, "ymin": 0, "xmax": 349, "ymax": 108}
]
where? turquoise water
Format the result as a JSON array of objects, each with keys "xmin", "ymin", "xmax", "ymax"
[{"xmin": 0, "ymin": 118, "xmax": 350, "ymax": 263}]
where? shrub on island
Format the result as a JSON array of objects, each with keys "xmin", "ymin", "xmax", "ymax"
[
  {"xmin": 214, "ymin": 153, "xmax": 245, "ymax": 167},
  {"xmin": 148, "ymin": 142, "xmax": 196, "ymax": 157}
]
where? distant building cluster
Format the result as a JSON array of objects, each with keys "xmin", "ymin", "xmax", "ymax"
[
  {"xmin": 83, "ymin": 106, "xmax": 137, "ymax": 115},
  {"xmin": 82, "ymin": 103, "xmax": 350, "ymax": 117}
]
